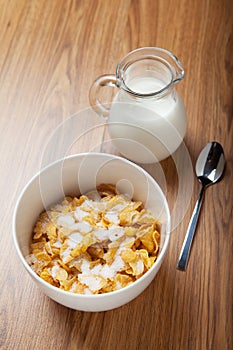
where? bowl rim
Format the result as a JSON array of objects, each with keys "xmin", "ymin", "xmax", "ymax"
[{"xmin": 12, "ymin": 152, "xmax": 171, "ymax": 299}]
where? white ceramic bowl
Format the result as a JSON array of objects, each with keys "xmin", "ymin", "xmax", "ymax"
[{"xmin": 13, "ymin": 153, "xmax": 170, "ymax": 312}]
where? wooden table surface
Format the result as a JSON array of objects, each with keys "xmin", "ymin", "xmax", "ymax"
[{"xmin": 1, "ymin": 1, "xmax": 232, "ymax": 349}]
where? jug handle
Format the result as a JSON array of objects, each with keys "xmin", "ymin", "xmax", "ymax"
[{"xmin": 89, "ymin": 74, "xmax": 118, "ymax": 119}]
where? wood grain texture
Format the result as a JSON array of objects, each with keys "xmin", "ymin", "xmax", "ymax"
[{"xmin": 0, "ymin": 0, "xmax": 232, "ymax": 349}]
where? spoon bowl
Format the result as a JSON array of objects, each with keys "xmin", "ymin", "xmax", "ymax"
[{"xmin": 196, "ymin": 142, "xmax": 225, "ymax": 185}]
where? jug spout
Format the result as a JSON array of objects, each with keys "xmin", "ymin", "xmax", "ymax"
[{"xmin": 171, "ymin": 53, "xmax": 185, "ymax": 84}]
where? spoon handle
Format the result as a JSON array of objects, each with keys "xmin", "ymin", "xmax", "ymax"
[{"xmin": 177, "ymin": 185, "xmax": 205, "ymax": 271}]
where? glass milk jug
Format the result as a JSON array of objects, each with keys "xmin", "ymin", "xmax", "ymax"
[{"xmin": 89, "ymin": 47, "xmax": 187, "ymax": 164}]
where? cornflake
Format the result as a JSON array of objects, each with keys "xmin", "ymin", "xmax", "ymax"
[{"xmin": 26, "ymin": 184, "xmax": 160, "ymax": 294}]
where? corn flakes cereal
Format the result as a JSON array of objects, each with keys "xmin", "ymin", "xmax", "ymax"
[{"xmin": 26, "ymin": 184, "xmax": 160, "ymax": 294}]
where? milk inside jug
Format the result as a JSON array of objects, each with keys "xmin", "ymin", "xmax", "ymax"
[{"xmin": 89, "ymin": 47, "xmax": 187, "ymax": 163}]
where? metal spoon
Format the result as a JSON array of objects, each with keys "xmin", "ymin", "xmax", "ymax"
[{"xmin": 177, "ymin": 141, "xmax": 225, "ymax": 271}]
